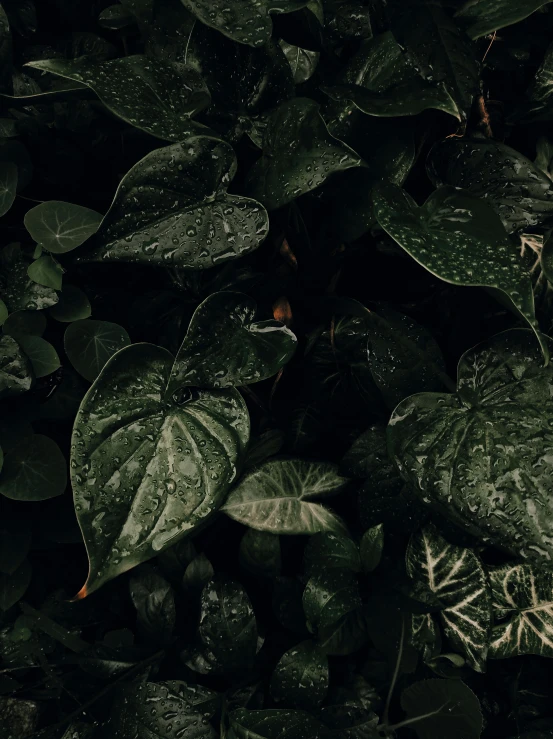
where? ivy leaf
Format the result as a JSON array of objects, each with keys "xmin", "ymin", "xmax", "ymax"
[
  {"xmin": 129, "ymin": 565, "xmax": 176, "ymax": 646},
  {"xmin": 245, "ymin": 97, "xmax": 363, "ymax": 210},
  {"xmin": 27, "ymin": 255, "xmax": 63, "ymax": 290},
  {"xmin": 427, "ymin": 136, "xmax": 553, "ymax": 234},
  {"xmin": 303, "ymin": 570, "xmax": 361, "ymax": 632},
  {"xmin": 228, "ymin": 708, "xmax": 332, "ymax": 739},
  {"xmin": 0, "ymin": 243, "xmax": 58, "ymax": 312},
  {"xmin": 489, "ymin": 564, "xmax": 553, "ymax": 658},
  {"xmin": 455, "ymin": 0, "xmax": 553, "ymax": 40},
  {"xmin": 373, "ymin": 184, "xmax": 545, "ymax": 360},
  {"xmin": 400, "ymin": 678, "xmax": 483, "ymax": 739},
  {"xmin": 0, "ymin": 161, "xmax": 16, "ymax": 217},
  {"xmin": 89, "ymin": 137, "xmax": 269, "ymax": 268},
  {"xmin": 304, "ymin": 533, "xmax": 361, "ymax": 576},
  {"xmin": 387, "ymin": 329, "xmax": 553, "ymax": 565},
  {"xmin": 170, "ymin": 292, "xmax": 296, "ymax": 390},
  {"xmin": 16, "ymin": 335, "xmax": 61, "ymax": 378},
  {"xmin": 26, "ymin": 55, "xmax": 210, "ymax": 142},
  {"xmin": 71, "ymin": 344, "xmax": 249, "ymax": 597},
  {"xmin": 0, "ymin": 334, "xmax": 33, "ymax": 399},
  {"xmin": 270, "ymin": 640, "xmax": 329, "ymax": 710},
  {"xmin": 180, "ymin": 0, "xmax": 308, "ymax": 48},
  {"xmin": 24, "ymin": 201, "xmax": 102, "ymax": 254},
  {"xmin": 64, "ymin": 319, "xmax": 131, "ymax": 382},
  {"xmin": 222, "ymin": 459, "xmax": 349, "ymax": 535},
  {"xmin": 0, "ymin": 434, "xmax": 67, "ymax": 501},
  {"xmin": 406, "ymin": 524, "xmax": 491, "ymax": 672},
  {"xmin": 239, "ymin": 529, "xmax": 281, "ymax": 578},
  {"xmin": 279, "ymin": 41, "xmax": 319, "ymax": 83}
]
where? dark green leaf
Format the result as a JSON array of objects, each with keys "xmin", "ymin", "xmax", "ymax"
[
  {"xmin": 0, "ymin": 561, "xmax": 32, "ymax": 611},
  {"xmin": 0, "ymin": 161, "xmax": 16, "ymax": 217},
  {"xmin": 0, "ymin": 243, "xmax": 58, "ymax": 312},
  {"xmin": 0, "ymin": 334, "xmax": 33, "ymax": 399},
  {"xmin": 223, "ymin": 459, "xmax": 349, "ymax": 535},
  {"xmin": 129, "ymin": 565, "xmax": 176, "ymax": 645},
  {"xmin": 303, "ymin": 570, "xmax": 361, "ymax": 632},
  {"xmin": 455, "ymin": 0, "xmax": 553, "ymax": 39},
  {"xmin": 64, "ymin": 319, "xmax": 130, "ymax": 382},
  {"xmin": 279, "ymin": 41, "xmax": 319, "ymax": 83},
  {"xmin": 239, "ymin": 529, "xmax": 281, "ymax": 578},
  {"xmin": 2, "ymin": 309, "xmax": 47, "ymax": 339},
  {"xmin": 16, "ymin": 335, "xmax": 61, "ymax": 378},
  {"xmin": 359, "ymin": 525, "xmax": 384, "ymax": 573},
  {"xmin": 270, "ymin": 640, "xmax": 329, "ymax": 710},
  {"xmin": 228, "ymin": 708, "xmax": 332, "ymax": 739},
  {"xmin": 48, "ymin": 285, "xmax": 91, "ymax": 322},
  {"xmin": 304, "ymin": 532, "xmax": 361, "ymax": 576},
  {"xmin": 0, "ymin": 434, "xmax": 66, "ymax": 501},
  {"xmin": 99, "ymin": 4, "xmax": 135, "ymax": 29},
  {"xmin": 0, "ymin": 299, "xmax": 6, "ymax": 326},
  {"xmin": 24, "ymin": 201, "xmax": 102, "ymax": 254},
  {"xmin": 183, "ymin": 553, "xmax": 214, "ymax": 590},
  {"xmin": 27, "ymin": 254, "xmax": 63, "ymax": 290}
]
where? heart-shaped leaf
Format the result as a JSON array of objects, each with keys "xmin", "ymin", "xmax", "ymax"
[
  {"xmin": 270, "ymin": 640, "xmax": 329, "ymax": 710},
  {"xmin": 455, "ymin": 0, "xmax": 553, "ymax": 39},
  {"xmin": 26, "ymin": 55, "xmax": 210, "ymax": 141},
  {"xmin": 0, "ymin": 161, "xmax": 16, "ymax": 217},
  {"xmin": 48, "ymin": 285, "xmax": 91, "ymax": 323},
  {"xmin": 71, "ymin": 343, "xmax": 249, "ymax": 597},
  {"xmin": 489, "ymin": 563, "xmax": 553, "ymax": 658},
  {"xmin": 24, "ymin": 201, "xmax": 102, "ymax": 254},
  {"xmin": 17, "ymin": 335, "xmax": 60, "ymax": 378},
  {"xmin": 406, "ymin": 524, "xmax": 491, "ymax": 671},
  {"xmin": 27, "ymin": 255, "xmax": 63, "ymax": 290},
  {"xmin": 170, "ymin": 291, "xmax": 296, "ymax": 390},
  {"xmin": 88, "ymin": 137, "xmax": 269, "ymax": 268},
  {"xmin": 373, "ymin": 184, "xmax": 546, "ymax": 360},
  {"xmin": 0, "ymin": 434, "xmax": 67, "ymax": 501},
  {"xmin": 245, "ymin": 97, "xmax": 363, "ymax": 210},
  {"xmin": 400, "ymin": 679, "xmax": 483, "ymax": 739},
  {"xmin": 0, "ymin": 334, "xmax": 33, "ymax": 399},
  {"xmin": 64, "ymin": 319, "xmax": 130, "ymax": 382},
  {"xmin": 387, "ymin": 329, "xmax": 553, "ymax": 564},
  {"xmin": 222, "ymin": 459, "xmax": 349, "ymax": 535}
]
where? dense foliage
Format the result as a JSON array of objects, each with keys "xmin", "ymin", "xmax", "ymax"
[{"xmin": 5, "ymin": 0, "xmax": 553, "ymax": 737}]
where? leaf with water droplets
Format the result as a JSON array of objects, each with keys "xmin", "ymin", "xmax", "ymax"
[
  {"xmin": 279, "ymin": 40, "xmax": 319, "ymax": 83},
  {"xmin": 222, "ymin": 459, "xmax": 349, "ymax": 535},
  {"xmin": 303, "ymin": 570, "xmax": 362, "ymax": 633},
  {"xmin": 71, "ymin": 343, "xmax": 249, "ymax": 596},
  {"xmin": 170, "ymin": 291, "xmax": 296, "ymax": 391},
  {"xmin": 64, "ymin": 319, "xmax": 130, "ymax": 382},
  {"xmin": 388, "ymin": 328, "xmax": 553, "ymax": 565},
  {"xmin": 400, "ymin": 679, "xmax": 483, "ymax": 739},
  {"xmin": 0, "ymin": 161, "xmax": 16, "ymax": 217},
  {"xmin": 270, "ymin": 640, "xmax": 329, "ymax": 710},
  {"xmin": 0, "ymin": 334, "xmax": 33, "ymax": 399},
  {"xmin": 88, "ymin": 136, "xmax": 269, "ymax": 268},
  {"xmin": 455, "ymin": 0, "xmax": 553, "ymax": 40},
  {"xmin": 25, "ymin": 55, "xmax": 210, "ymax": 142},
  {"xmin": 245, "ymin": 97, "xmax": 363, "ymax": 210},
  {"xmin": 24, "ymin": 201, "xmax": 102, "ymax": 254},
  {"xmin": 427, "ymin": 136, "xmax": 553, "ymax": 234},
  {"xmin": 0, "ymin": 434, "xmax": 67, "ymax": 501},
  {"xmin": 406, "ymin": 524, "xmax": 491, "ymax": 672},
  {"xmin": 304, "ymin": 533, "xmax": 361, "ymax": 576},
  {"xmin": 488, "ymin": 563, "xmax": 553, "ymax": 658},
  {"xmin": 180, "ymin": 0, "xmax": 308, "ymax": 48},
  {"xmin": 0, "ymin": 243, "xmax": 58, "ymax": 312},
  {"xmin": 228, "ymin": 708, "xmax": 333, "ymax": 739},
  {"xmin": 373, "ymin": 184, "xmax": 546, "ymax": 360}
]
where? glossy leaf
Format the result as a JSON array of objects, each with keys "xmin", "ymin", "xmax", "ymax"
[
  {"xmin": 71, "ymin": 343, "xmax": 249, "ymax": 596},
  {"xmin": 228, "ymin": 708, "xmax": 332, "ymax": 739},
  {"xmin": 48, "ymin": 285, "xmax": 91, "ymax": 323},
  {"xmin": 64, "ymin": 319, "xmax": 130, "ymax": 382},
  {"xmin": 222, "ymin": 459, "xmax": 349, "ymax": 535},
  {"xmin": 427, "ymin": 137, "xmax": 553, "ymax": 234},
  {"xmin": 270, "ymin": 640, "xmax": 329, "ymax": 710},
  {"xmin": 0, "ymin": 161, "xmax": 16, "ymax": 217},
  {"xmin": 17, "ymin": 335, "xmax": 61, "ymax": 378},
  {"xmin": 279, "ymin": 41, "xmax": 319, "ymax": 83},
  {"xmin": 0, "ymin": 243, "xmax": 58, "ymax": 312},
  {"xmin": 489, "ymin": 564, "xmax": 553, "ymax": 658},
  {"xmin": 170, "ymin": 292, "xmax": 296, "ymax": 390},
  {"xmin": 303, "ymin": 570, "xmax": 361, "ymax": 632},
  {"xmin": 406, "ymin": 524, "xmax": 491, "ymax": 671},
  {"xmin": 90, "ymin": 137, "xmax": 269, "ymax": 268},
  {"xmin": 27, "ymin": 255, "xmax": 63, "ymax": 290},
  {"xmin": 0, "ymin": 434, "xmax": 66, "ymax": 501},
  {"xmin": 24, "ymin": 201, "xmax": 102, "ymax": 254},
  {"xmin": 0, "ymin": 334, "xmax": 33, "ymax": 399},
  {"xmin": 455, "ymin": 0, "xmax": 553, "ymax": 39},
  {"xmin": 373, "ymin": 184, "xmax": 545, "ymax": 359},
  {"xmin": 304, "ymin": 532, "xmax": 361, "ymax": 576},
  {"xmin": 388, "ymin": 329, "xmax": 553, "ymax": 564},
  {"xmin": 26, "ymin": 55, "xmax": 210, "ymax": 142},
  {"xmin": 246, "ymin": 97, "xmax": 363, "ymax": 210},
  {"xmin": 239, "ymin": 529, "xmax": 281, "ymax": 578}
]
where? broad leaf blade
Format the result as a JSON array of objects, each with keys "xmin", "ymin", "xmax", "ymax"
[
  {"xmin": 400, "ymin": 679, "xmax": 483, "ymax": 739},
  {"xmin": 24, "ymin": 201, "xmax": 102, "ymax": 254},
  {"xmin": 455, "ymin": 0, "xmax": 553, "ymax": 39},
  {"xmin": 64, "ymin": 319, "xmax": 130, "ymax": 382},
  {"xmin": 0, "ymin": 434, "xmax": 67, "ymax": 501},
  {"xmin": 270, "ymin": 640, "xmax": 329, "ymax": 710}
]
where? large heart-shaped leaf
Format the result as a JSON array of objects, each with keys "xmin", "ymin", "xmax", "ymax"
[
  {"xmin": 406, "ymin": 524, "xmax": 491, "ymax": 671},
  {"xmin": 222, "ymin": 459, "xmax": 349, "ymax": 535},
  {"xmin": 373, "ymin": 184, "xmax": 546, "ymax": 359},
  {"xmin": 88, "ymin": 137, "xmax": 269, "ymax": 268},
  {"xmin": 71, "ymin": 343, "xmax": 250, "ymax": 597},
  {"xmin": 26, "ymin": 55, "xmax": 210, "ymax": 142},
  {"xmin": 427, "ymin": 137, "xmax": 553, "ymax": 234},
  {"xmin": 170, "ymin": 292, "xmax": 296, "ymax": 390},
  {"xmin": 180, "ymin": 0, "xmax": 308, "ymax": 48},
  {"xmin": 245, "ymin": 97, "xmax": 363, "ymax": 210},
  {"xmin": 455, "ymin": 0, "xmax": 553, "ymax": 39},
  {"xmin": 489, "ymin": 564, "xmax": 553, "ymax": 658},
  {"xmin": 0, "ymin": 334, "xmax": 33, "ymax": 399},
  {"xmin": 24, "ymin": 201, "xmax": 102, "ymax": 254},
  {"xmin": 387, "ymin": 329, "xmax": 553, "ymax": 564}
]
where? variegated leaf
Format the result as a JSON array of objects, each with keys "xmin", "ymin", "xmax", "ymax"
[
  {"xmin": 489, "ymin": 564, "xmax": 553, "ymax": 659},
  {"xmin": 406, "ymin": 524, "xmax": 491, "ymax": 671}
]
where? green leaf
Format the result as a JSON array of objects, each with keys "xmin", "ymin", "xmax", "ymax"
[
  {"xmin": 0, "ymin": 334, "xmax": 33, "ymax": 399},
  {"xmin": 0, "ymin": 434, "xmax": 67, "ymax": 501},
  {"xmin": 303, "ymin": 570, "xmax": 361, "ymax": 632},
  {"xmin": 0, "ymin": 161, "xmax": 17, "ymax": 217},
  {"xmin": 270, "ymin": 640, "xmax": 329, "ymax": 710},
  {"xmin": 48, "ymin": 285, "xmax": 91, "ymax": 322},
  {"xmin": 24, "ymin": 201, "xmax": 102, "ymax": 254},
  {"xmin": 228, "ymin": 708, "xmax": 332, "ymax": 739},
  {"xmin": 387, "ymin": 329, "xmax": 553, "ymax": 565},
  {"xmin": 98, "ymin": 4, "xmax": 135, "ymax": 29},
  {"xmin": 0, "ymin": 243, "xmax": 58, "ymax": 312},
  {"xmin": 304, "ymin": 532, "xmax": 361, "ymax": 576},
  {"xmin": 406, "ymin": 524, "xmax": 491, "ymax": 672},
  {"xmin": 373, "ymin": 184, "xmax": 545, "ymax": 360},
  {"xmin": 180, "ymin": 0, "xmax": 308, "ymax": 48},
  {"xmin": 170, "ymin": 292, "xmax": 296, "ymax": 390},
  {"xmin": 489, "ymin": 564, "xmax": 553, "ymax": 658},
  {"xmin": 0, "ymin": 299, "xmax": 7, "ymax": 326},
  {"xmin": 71, "ymin": 343, "xmax": 249, "ymax": 596},
  {"xmin": 27, "ymin": 255, "xmax": 63, "ymax": 290},
  {"xmin": 246, "ymin": 97, "xmax": 363, "ymax": 210},
  {"xmin": 322, "ymin": 32, "xmax": 462, "ymax": 120},
  {"xmin": 17, "ymin": 335, "xmax": 61, "ymax": 378},
  {"xmin": 455, "ymin": 0, "xmax": 553, "ymax": 39},
  {"xmin": 222, "ymin": 459, "xmax": 349, "ymax": 535},
  {"xmin": 400, "ymin": 679, "xmax": 483, "ymax": 739},
  {"xmin": 2, "ymin": 309, "xmax": 47, "ymax": 339},
  {"xmin": 183, "ymin": 553, "xmax": 215, "ymax": 590},
  {"xmin": 427, "ymin": 136, "xmax": 553, "ymax": 234},
  {"xmin": 25, "ymin": 55, "xmax": 210, "ymax": 142},
  {"xmin": 359, "ymin": 525, "xmax": 384, "ymax": 573},
  {"xmin": 0, "ymin": 560, "xmax": 32, "ymax": 611},
  {"xmin": 279, "ymin": 41, "xmax": 319, "ymax": 83},
  {"xmin": 64, "ymin": 319, "xmax": 130, "ymax": 382},
  {"xmin": 107, "ymin": 681, "xmax": 218, "ymax": 739},
  {"xmin": 129, "ymin": 565, "xmax": 176, "ymax": 646},
  {"xmin": 90, "ymin": 137, "xmax": 269, "ymax": 268},
  {"xmin": 239, "ymin": 529, "xmax": 281, "ymax": 578}
]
